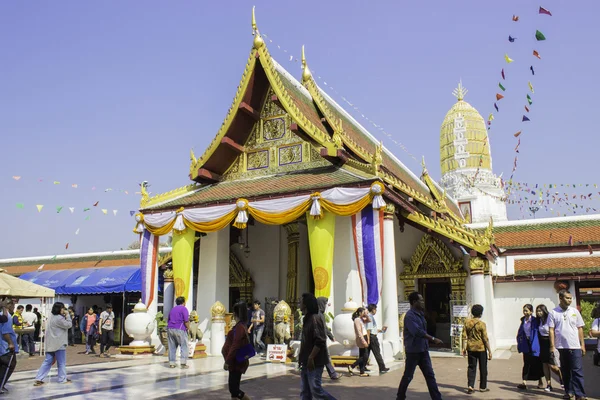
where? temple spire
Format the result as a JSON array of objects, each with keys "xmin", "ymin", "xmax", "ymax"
[
  {"xmin": 251, "ymin": 6, "xmax": 264, "ymax": 49},
  {"xmin": 452, "ymin": 80, "xmax": 468, "ymax": 101},
  {"xmin": 301, "ymin": 45, "xmax": 312, "ymax": 82}
]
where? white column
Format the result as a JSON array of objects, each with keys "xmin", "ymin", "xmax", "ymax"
[
  {"xmin": 382, "ymin": 206, "xmax": 401, "ymax": 356},
  {"xmin": 470, "ymin": 266, "xmax": 486, "ymax": 307},
  {"xmin": 196, "ymin": 227, "xmax": 230, "ymax": 329},
  {"xmin": 163, "ymin": 278, "xmax": 174, "ymax": 319}
]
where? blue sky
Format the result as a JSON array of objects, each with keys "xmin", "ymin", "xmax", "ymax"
[{"xmin": 1, "ymin": 1, "xmax": 598, "ymax": 258}]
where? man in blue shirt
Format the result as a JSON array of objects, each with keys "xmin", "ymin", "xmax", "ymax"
[
  {"xmin": 397, "ymin": 292, "xmax": 443, "ymax": 400},
  {"xmin": 0, "ymin": 298, "xmax": 18, "ymax": 395}
]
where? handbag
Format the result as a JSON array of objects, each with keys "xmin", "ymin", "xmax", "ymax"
[{"xmin": 234, "ymin": 326, "xmax": 256, "ymax": 363}]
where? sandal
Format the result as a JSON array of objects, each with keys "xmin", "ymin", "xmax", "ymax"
[
  {"xmin": 517, "ymin": 384, "xmax": 527, "ymax": 390},
  {"xmin": 347, "ymin": 366, "xmax": 354, "ymax": 376},
  {"xmin": 467, "ymin": 387, "xmax": 474, "ymax": 394},
  {"xmin": 359, "ymin": 373, "xmax": 369, "ymax": 377},
  {"xmin": 480, "ymin": 388, "xmax": 490, "ymax": 392},
  {"xmin": 33, "ymin": 381, "xmax": 44, "ymax": 387}
]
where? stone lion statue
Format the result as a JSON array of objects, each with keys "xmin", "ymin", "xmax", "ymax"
[
  {"xmin": 188, "ymin": 310, "xmax": 203, "ymax": 341},
  {"xmin": 274, "ymin": 316, "xmax": 291, "ymax": 344}
]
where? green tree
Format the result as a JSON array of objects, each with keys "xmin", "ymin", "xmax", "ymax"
[{"xmin": 580, "ymin": 300, "xmax": 595, "ymax": 336}]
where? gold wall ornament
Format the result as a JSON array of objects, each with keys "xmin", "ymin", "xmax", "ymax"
[
  {"xmin": 284, "ymin": 222, "xmax": 300, "ymax": 306},
  {"xmin": 279, "ymin": 144, "xmax": 302, "ymax": 165},
  {"xmin": 469, "ymin": 257, "xmax": 485, "ymax": 274},
  {"xmin": 384, "ymin": 203, "xmax": 396, "ymax": 217},
  {"xmin": 163, "ymin": 268, "xmax": 174, "ymax": 281},
  {"xmin": 190, "ymin": 149, "xmax": 197, "ymax": 165},
  {"xmin": 211, "ymin": 301, "xmax": 226, "ymax": 321},
  {"xmin": 139, "ymin": 181, "xmax": 150, "ymax": 208},
  {"xmin": 247, "ymin": 150, "xmax": 269, "ymax": 170},
  {"xmin": 400, "ymin": 278, "xmax": 416, "ymax": 300},
  {"xmin": 371, "ymin": 142, "xmax": 383, "ymax": 175}
]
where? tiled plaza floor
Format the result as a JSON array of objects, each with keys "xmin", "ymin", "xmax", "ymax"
[{"xmin": 6, "ymin": 349, "xmax": 600, "ymax": 399}]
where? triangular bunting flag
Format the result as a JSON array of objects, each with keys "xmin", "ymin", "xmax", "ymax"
[
  {"xmin": 75, "ymin": 228, "xmax": 80, "ymax": 235},
  {"xmin": 533, "ymin": 50, "xmax": 541, "ymax": 59},
  {"xmin": 505, "ymin": 54, "xmax": 514, "ymax": 63},
  {"xmin": 522, "ymin": 115, "xmax": 530, "ymax": 122},
  {"xmin": 12, "ymin": 176, "xmax": 21, "ymax": 181},
  {"xmin": 65, "ymin": 243, "xmax": 69, "ymax": 250},
  {"xmin": 36, "ymin": 205, "xmax": 44, "ymax": 212},
  {"xmin": 539, "ymin": 7, "xmax": 552, "ymax": 16},
  {"xmin": 528, "ymin": 82, "xmax": 534, "ymax": 93},
  {"xmin": 501, "ymin": 69, "xmax": 505, "ymax": 80},
  {"xmin": 488, "ymin": 113, "xmax": 494, "ymax": 122},
  {"xmin": 84, "ymin": 216, "xmax": 90, "ymax": 221},
  {"xmin": 535, "ymin": 30, "xmax": 546, "ymax": 41},
  {"xmin": 527, "ymin": 94, "xmax": 533, "ymax": 105},
  {"xmin": 56, "ymin": 206, "xmax": 63, "ymax": 213},
  {"xmin": 71, "ymin": 184, "xmax": 78, "ymax": 188},
  {"xmin": 93, "ymin": 201, "xmax": 99, "ymax": 207},
  {"xmin": 514, "ymin": 131, "xmax": 522, "ymax": 137},
  {"xmin": 102, "ymin": 209, "xmax": 108, "ymax": 215},
  {"xmin": 512, "ymin": 15, "xmax": 519, "ymax": 21},
  {"xmin": 499, "ymin": 83, "xmax": 506, "ymax": 91},
  {"xmin": 53, "ymin": 181, "xmax": 60, "ymax": 185},
  {"xmin": 530, "ymin": 66, "xmax": 535, "ymax": 75},
  {"xmin": 113, "ymin": 210, "xmax": 118, "ymax": 216},
  {"xmin": 69, "ymin": 207, "xmax": 75, "ymax": 213},
  {"xmin": 83, "ymin": 208, "xmax": 90, "ymax": 212},
  {"xmin": 525, "ymin": 105, "xmax": 530, "ymax": 113},
  {"xmin": 130, "ymin": 211, "xmax": 136, "ymax": 217},
  {"xmin": 16, "ymin": 203, "xmax": 24, "ymax": 209},
  {"xmin": 496, "ymin": 93, "xmax": 504, "ymax": 101},
  {"xmin": 494, "ymin": 103, "xmax": 499, "ymax": 112},
  {"xmin": 508, "ymin": 35, "xmax": 516, "ymax": 43}
]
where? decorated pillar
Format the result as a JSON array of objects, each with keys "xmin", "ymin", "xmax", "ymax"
[
  {"xmin": 163, "ymin": 269, "xmax": 174, "ymax": 319},
  {"xmin": 469, "ymin": 257, "xmax": 485, "ymax": 307},
  {"xmin": 209, "ymin": 301, "xmax": 226, "ymax": 356},
  {"xmin": 172, "ymin": 228, "xmax": 195, "ymax": 312},
  {"xmin": 139, "ymin": 229, "xmax": 160, "ymax": 346},
  {"xmin": 284, "ymin": 222, "xmax": 300, "ymax": 309},
  {"xmin": 382, "ymin": 204, "xmax": 401, "ymax": 355},
  {"xmin": 450, "ymin": 276, "xmax": 467, "ymax": 301}
]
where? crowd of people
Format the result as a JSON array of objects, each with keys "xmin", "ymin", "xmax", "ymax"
[{"xmin": 0, "ymin": 289, "xmax": 596, "ymax": 398}]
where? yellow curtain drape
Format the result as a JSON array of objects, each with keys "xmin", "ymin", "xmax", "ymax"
[
  {"xmin": 248, "ymin": 198, "xmax": 312, "ymax": 226},
  {"xmin": 320, "ymin": 195, "xmax": 372, "ymax": 216},
  {"xmin": 144, "ymin": 219, "xmax": 177, "ymax": 236},
  {"xmin": 183, "ymin": 209, "xmax": 238, "ymax": 233}
]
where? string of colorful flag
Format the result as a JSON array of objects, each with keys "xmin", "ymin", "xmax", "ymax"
[
  {"xmin": 9, "ymin": 175, "xmax": 139, "ymax": 196},
  {"xmin": 14, "ymin": 202, "xmax": 137, "ymax": 217},
  {"xmin": 507, "ymin": 6, "xmax": 552, "ymax": 182},
  {"xmin": 259, "ymin": 32, "xmax": 420, "ymax": 165},
  {"xmin": 470, "ymin": 6, "xmax": 552, "ymax": 186}
]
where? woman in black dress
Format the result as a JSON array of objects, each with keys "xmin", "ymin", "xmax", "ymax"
[
  {"xmin": 516, "ymin": 304, "xmax": 544, "ymax": 390},
  {"xmin": 535, "ymin": 304, "xmax": 563, "ymax": 392}
]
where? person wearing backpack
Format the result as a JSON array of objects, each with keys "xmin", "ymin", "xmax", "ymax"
[
  {"xmin": 222, "ymin": 301, "xmax": 253, "ymax": 400},
  {"xmin": 99, "ymin": 303, "xmax": 115, "ymax": 358},
  {"xmin": 461, "ymin": 304, "xmax": 492, "ymax": 394}
]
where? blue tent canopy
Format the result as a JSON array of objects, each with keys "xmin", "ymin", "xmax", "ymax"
[{"xmin": 19, "ymin": 266, "xmax": 149, "ymax": 295}]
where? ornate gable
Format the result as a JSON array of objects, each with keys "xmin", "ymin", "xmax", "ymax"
[
  {"xmin": 402, "ymin": 235, "xmax": 463, "ymax": 276},
  {"xmin": 222, "ymin": 87, "xmax": 329, "ymax": 181}
]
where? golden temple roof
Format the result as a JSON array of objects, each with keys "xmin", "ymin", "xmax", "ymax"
[{"xmin": 440, "ymin": 82, "xmax": 492, "ymax": 176}]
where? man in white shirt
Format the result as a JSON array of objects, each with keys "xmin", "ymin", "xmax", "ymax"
[
  {"xmin": 98, "ymin": 304, "xmax": 115, "ymax": 358},
  {"xmin": 548, "ymin": 289, "xmax": 586, "ymax": 400},
  {"xmin": 21, "ymin": 305, "xmax": 38, "ymax": 356}
]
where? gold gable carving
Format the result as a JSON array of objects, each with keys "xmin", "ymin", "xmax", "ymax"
[
  {"xmin": 222, "ymin": 87, "xmax": 329, "ymax": 181},
  {"xmin": 400, "ymin": 235, "xmax": 464, "ymax": 279}
]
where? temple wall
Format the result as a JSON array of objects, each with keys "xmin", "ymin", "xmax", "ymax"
[
  {"xmin": 492, "ymin": 281, "xmax": 557, "ymax": 349},
  {"xmin": 394, "ymin": 223, "xmax": 425, "ymax": 300},
  {"xmin": 230, "ymin": 223, "xmax": 281, "ymax": 305}
]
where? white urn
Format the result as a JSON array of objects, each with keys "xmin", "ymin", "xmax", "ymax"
[
  {"xmin": 124, "ymin": 300, "xmax": 154, "ymax": 346},
  {"xmin": 332, "ymin": 298, "xmax": 358, "ymax": 348}
]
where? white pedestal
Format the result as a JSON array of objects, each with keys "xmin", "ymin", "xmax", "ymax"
[
  {"xmin": 382, "ymin": 213, "xmax": 402, "ymax": 357},
  {"xmin": 209, "ymin": 320, "xmax": 225, "ymax": 356}
]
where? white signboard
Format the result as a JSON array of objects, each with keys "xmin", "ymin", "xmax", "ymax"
[
  {"xmin": 266, "ymin": 344, "xmax": 287, "ymax": 363},
  {"xmin": 452, "ymin": 305, "xmax": 469, "ymax": 318},
  {"xmin": 398, "ymin": 301, "xmax": 410, "ymax": 314}
]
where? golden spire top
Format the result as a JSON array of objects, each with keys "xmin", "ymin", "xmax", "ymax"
[
  {"xmin": 251, "ymin": 6, "xmax": 264, "ymax": 49},
  {"xmin": 452, "ymin": 80, "xmax": 468, "ymax": 101},
  {"xmin": 421, "ymin": 156, "xmax": 428, "ymax": 173},
  {"xmin": 301, "ymin": 45, "xmax": 312, "ymax": 82}
]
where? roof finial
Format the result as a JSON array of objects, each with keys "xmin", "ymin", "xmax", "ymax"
[
  {"xmin": 251, "ymin": 6, "xmax": 264, "ymax": 49},
  {"xmin": 421, "ymin": 156, "xmax": 428, "ymax": 173},
  {"xmin": 301, "ymin": 45, "xmax": 311, "ymax": 82},
  {"xmin": 452, "ymin": 80, "xmax": 468, "ymax": 101}
]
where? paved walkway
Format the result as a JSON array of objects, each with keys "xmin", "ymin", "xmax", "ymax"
[{"xmin": 6, "ymin": 349, "xmax": 600, "ymax": 399}]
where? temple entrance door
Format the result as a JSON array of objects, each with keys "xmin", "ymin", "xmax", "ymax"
[
  {"xmin": 418, "ymin": 278, "xmax": 451, "ymax": 348},
  {"xmin": 229, "ymin": 288, "xmax": 241, "ymax": 312}
]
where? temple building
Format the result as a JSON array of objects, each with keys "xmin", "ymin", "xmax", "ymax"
[{"xmin": 132, "ymin": 10, "xmax": 497, "ymax": 357}]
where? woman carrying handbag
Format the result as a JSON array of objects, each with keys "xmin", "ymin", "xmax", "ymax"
[{"xmin": 222, "ymin": 302, "xmax": 255, "ymax": 400}]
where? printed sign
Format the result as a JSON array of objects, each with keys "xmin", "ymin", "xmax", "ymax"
[
  {"xmin": 452, "ymin": 305, "xmax": 469, "ymax": 318},
  {"xmin": 450, "ymin": 324, "xmax": 464, "ymax": 337},
  {"xmin": 398, "ymin": 301, "xmax": 410, "ymax": 314},
  {"xmin": 266, "ymin": 344, "xmax": 287, "ymax": 363}
]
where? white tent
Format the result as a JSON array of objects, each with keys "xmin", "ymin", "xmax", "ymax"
[{"xmin": 0, "ymin": 269, "xmax": 55, "ymax": 297}]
